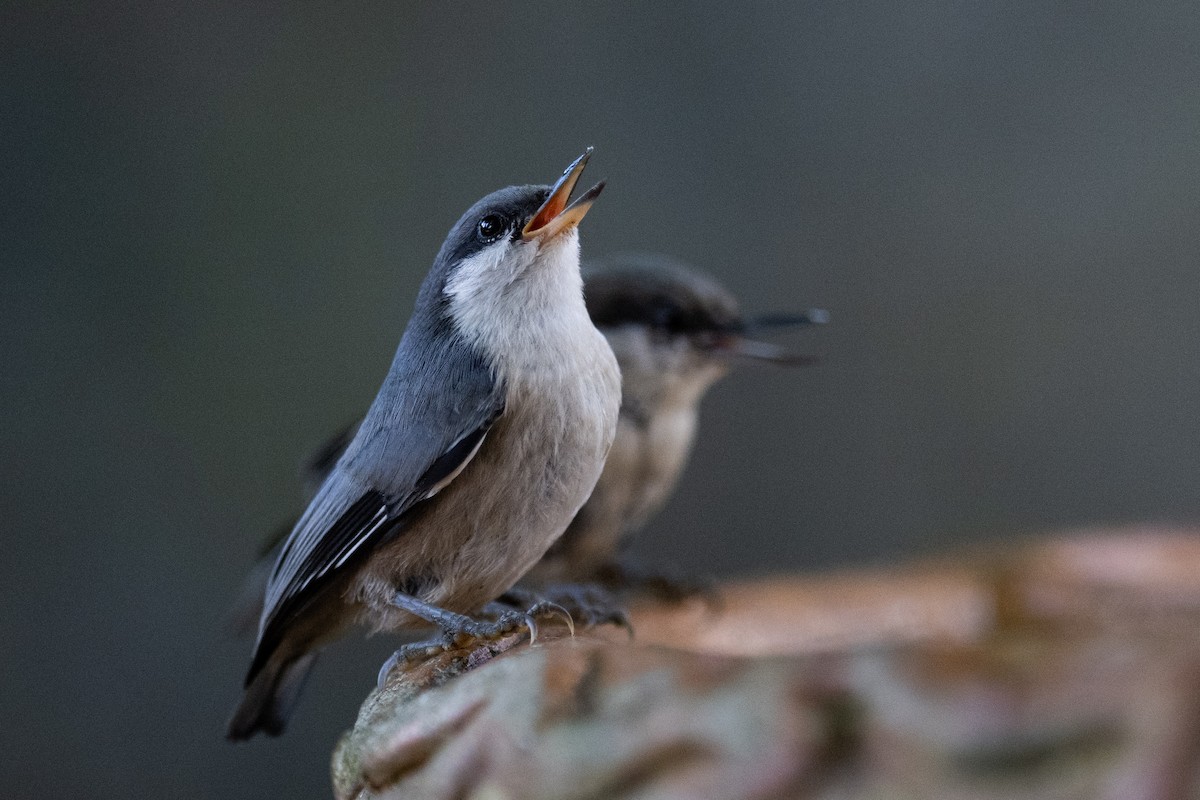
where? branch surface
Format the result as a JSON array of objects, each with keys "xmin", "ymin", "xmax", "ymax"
[{"xmin": 333, "ymin": 527, "xmax": 1200, "ymax": 800}]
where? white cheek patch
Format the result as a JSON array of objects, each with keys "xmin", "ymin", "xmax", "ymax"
[
  {"xmin": 444, "ymin": 230, "xmax": 591, "ymax": 386},
  {"xmin": 444, "ymin": 240, "xmax": 519, "ymax": 305},
  {"xmin": 444, "ymin": 238, "xmax": 546, "ymax": 335},
  {"xmin": 444, "ymin": 240, "xmax": 531, "ymax": 350}
]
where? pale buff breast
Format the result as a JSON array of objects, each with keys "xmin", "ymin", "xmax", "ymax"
[{"xmin": 348, "ymin": 320, "xmax": 619, "ymax": 629}]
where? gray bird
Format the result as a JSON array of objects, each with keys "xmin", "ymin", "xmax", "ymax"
[
  {"xmin": 234, "ymin": 256, "xmax": 825, "ymax": 632},
  {"xmin": 227, "ymin": 150, "xmax": 620, "ymax": 740}
]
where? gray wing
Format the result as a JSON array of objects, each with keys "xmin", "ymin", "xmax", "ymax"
[{"xmin": 246, "ymin": 329, "xmax": 504, "ymax": 684}]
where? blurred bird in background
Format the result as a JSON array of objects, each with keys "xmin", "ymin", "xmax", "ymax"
[{"xmin": 524, "ymin": 254, "xmax": 827, "ymax": 599}]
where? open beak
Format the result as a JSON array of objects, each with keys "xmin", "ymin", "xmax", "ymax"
[
  {"xmin": 522, "ymin": 148, "xmax": 605, "ymax": 241},
  {"xmin": 744, "ymin": 309, "xmax": 830, "ymax": 332},
  {"xmin": 717, "ymin": 338, "xmax": 820, "ymax": 366},
  {"xmin": 714, "ymin": 308, "xmax": 830, "ymax": 366}
]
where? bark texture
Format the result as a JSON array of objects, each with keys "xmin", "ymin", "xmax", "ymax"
[{"xmin": 332, "ymin": 526, "xmax": 1200, "ymax": 800}]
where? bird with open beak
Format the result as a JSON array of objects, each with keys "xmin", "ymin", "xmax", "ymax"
[
  {"xmin": 232, "ymin": 253, "xmax": 826, "ymax": 638},
  {"xmin": 227, "ymin": 150, "xmax": 620, "ymax": 740}
]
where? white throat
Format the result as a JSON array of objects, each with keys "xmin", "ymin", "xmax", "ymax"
[{"xmin": 443, "ymin": 230, "xmax": 597, "ymax": 386}]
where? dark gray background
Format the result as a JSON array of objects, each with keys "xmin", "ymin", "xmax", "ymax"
[{"xmin": 4, "ymin": 2, "xmax": 1198, "ymax": 797}]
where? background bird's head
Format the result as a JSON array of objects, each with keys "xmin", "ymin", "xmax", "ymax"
[{"xmin": 583, "ymin": 254, "xmax": 826, "ymax": 409}]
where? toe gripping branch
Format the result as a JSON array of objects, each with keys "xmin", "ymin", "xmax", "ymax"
[
  {"xmin": 377, "ymin": 592, "xmax": 580, "ymax": 688},
  {"xmin": 499, "ymin": 584, "xmax": 634, "ymax": 636}
]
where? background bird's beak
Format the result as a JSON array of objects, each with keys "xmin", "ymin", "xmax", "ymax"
[
  {"xmin": 744, "ymin": 309, "xmax": 831, "ymax": 332},
  {"xmin": 717, "ymin": 338, "xmax": 821, "ymax": 366},
  {"xmin": 715, "ymin": 308, "xmax": 830, "ymax": 366},
  {"xmin": 523, "ymin": 148, "xmax": 605, "ymax": 241}
]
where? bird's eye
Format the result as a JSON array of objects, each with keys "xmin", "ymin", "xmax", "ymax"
[
  {"xmin": 650, "ymin": 296, "xmax": 680, "ymax": 331},
  {"xmin": 477, "ymin": 214, "xmax": 508, "ymax": 241}
]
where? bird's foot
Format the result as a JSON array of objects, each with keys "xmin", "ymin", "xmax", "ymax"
[
  {"xmin": 377, "ymin": 593, "xmax": 576, "ymax": 688},
  {"xmin": 500, "ymin": 583, "xmax": 633, "ymax": 636},
  {"xmin": 377, "ymin": 640, "xmax": 452, "ymax": 688},
  {"xmin": 478, "ymin": 600, "xmax": 576, "ymax": 643}
]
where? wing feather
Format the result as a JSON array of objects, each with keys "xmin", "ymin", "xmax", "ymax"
[{"xmin": 245, "ymin": 322, "xmax": 505, "ymax": 686}]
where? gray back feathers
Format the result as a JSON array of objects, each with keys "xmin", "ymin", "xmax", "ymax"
[{"xmin": 247, "ymin": 185, "xmax": 558, "ymax": 684}]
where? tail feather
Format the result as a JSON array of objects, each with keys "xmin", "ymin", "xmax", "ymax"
[{"xmin": 226, "ymin": 652, "xmax": 318, "ymax": 740}]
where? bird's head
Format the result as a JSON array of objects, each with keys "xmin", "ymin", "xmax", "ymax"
[
  {"xmin": 436, "ymin": 149, "xmax": 604, "ymax": 317},
  {"xmin": 583, "ymin": 255, "xmax": 827, "ymax": 407}
]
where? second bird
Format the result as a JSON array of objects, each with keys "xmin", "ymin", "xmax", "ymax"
[{"xmin": 527, "ymin": 254, "xmax": 826, "ymax": 589}]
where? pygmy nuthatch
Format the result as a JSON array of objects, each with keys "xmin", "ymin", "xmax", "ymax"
[{"xmin": 227, "ymin": 150, "xmax": 620, "ymax": 740}]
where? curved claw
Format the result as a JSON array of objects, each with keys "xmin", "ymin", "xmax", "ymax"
[
  {"xmin": 528, "ymin": 600, "xmax": 576, "ymax": 637},
  {"xmin": 524, "ymin": 614, "xmax": 539, "ymax": 645},
  {"xmin": 377, "ymin": 641, "xmax": 447, "ymax": 687},
  {"xmin": 377, "ymin": 651, "xmax": 401, "ymax": 689}
]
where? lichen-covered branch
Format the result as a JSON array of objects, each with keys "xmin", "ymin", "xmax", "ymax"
[{"xmin": 333, "ymin": 527, "xmax": 1200, "ymax": 799}]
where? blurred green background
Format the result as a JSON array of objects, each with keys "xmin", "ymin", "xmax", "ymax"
[{"xmin": 4, "ymin": 2, "xmax": 1199, "ymax": 796}]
